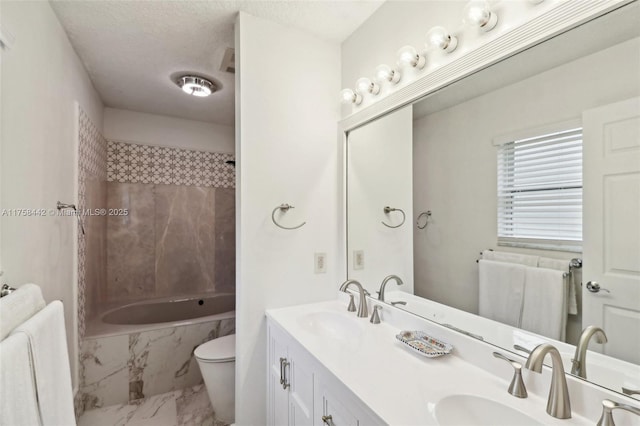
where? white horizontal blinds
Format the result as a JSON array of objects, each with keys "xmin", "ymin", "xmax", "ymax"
[{"xmin": 498, "ymin": 127, "xmax": 583, "ymax": 248}]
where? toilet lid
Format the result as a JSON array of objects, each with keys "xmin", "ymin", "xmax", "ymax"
[{"xmin": 194, "ymin": 334, "xmax": 235, "ymax": 363}]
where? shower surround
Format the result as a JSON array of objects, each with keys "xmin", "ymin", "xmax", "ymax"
[{"xmin": 101, "ymin": 140, "xmax": 235, "ymax": 307}]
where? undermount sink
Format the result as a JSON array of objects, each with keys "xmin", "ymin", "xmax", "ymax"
[
  {"xmin": 296, "ymin": 311, "xmax": 364, "ymax": 341},
  {"xmin": 435, "ymin": 395, "xmax": 542, "ymax": 426}
]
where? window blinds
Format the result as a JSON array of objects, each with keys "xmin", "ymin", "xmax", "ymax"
[{"xmin": 497, "ymin": 127, "xmax": 583, "ymax": 250}]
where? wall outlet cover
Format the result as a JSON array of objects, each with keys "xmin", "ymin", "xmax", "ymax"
[
  {"xmin": 314, "ymin": 253, "xmax": 327, "ymax": 274},
  {"xmin": 354, "ymin": 250, "xmax": 364, "ymax": 270}
]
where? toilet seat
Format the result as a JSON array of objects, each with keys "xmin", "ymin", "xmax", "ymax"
[{"xmin": 194, "ymin": 334, "xmax": 235, "ymax": 363}]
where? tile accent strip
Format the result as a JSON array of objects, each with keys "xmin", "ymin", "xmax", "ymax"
[
  {"xmin": 107, "ymin": 141, "xmax": 235, "ymax": 188},
  {"xmin": 78, "ymin": 108, "xmax": 108, "ymax": 340}
]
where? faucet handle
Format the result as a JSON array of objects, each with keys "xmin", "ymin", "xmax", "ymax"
[
  {"xmin": 493, "ymin": 352, "xmax": 528, "ymax": 398},
  {"xmin": 597, "ymin": 399, "xmax": 640, "ymax": 426},
  {"xmin": 347, "ymin": 294, "xmax": 356, "ymax": 312},
  {"xmin": 370, "ymin": 305, "xmax": 382, "ymax": 324}
]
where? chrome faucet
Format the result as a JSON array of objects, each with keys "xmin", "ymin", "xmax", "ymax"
[
  {"xmin": 377, "ymin": 274, "xmax": 403, "ymax": 302},
  {"xmin": 597, "ymin": 399, "xmax": 640, "ymax": 426},
  {"xmin": 571, "ymin": 325, "xmax": 608, "ymax": 379},
  {"xmin": 525, "ymin": 343, "xmax": 571, "ymax": 419},
  {"xmin": 339, "ymin": 280, "xmax": 368, "ymax": 318}
]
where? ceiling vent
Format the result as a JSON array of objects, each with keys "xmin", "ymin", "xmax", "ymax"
[{"xmin": 220, "ymin": 48, "xmax": 235, "ymax": 74}]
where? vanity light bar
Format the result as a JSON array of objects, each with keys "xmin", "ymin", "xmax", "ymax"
[{"xmin": 340, "ymin": 0, "xmax": 545, "ymax": 106}]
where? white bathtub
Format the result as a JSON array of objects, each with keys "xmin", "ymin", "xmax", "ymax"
[{"xmin": 86, "ymin": 293, "xmax": 235, "ymax": 338}]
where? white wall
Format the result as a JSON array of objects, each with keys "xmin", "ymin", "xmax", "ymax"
[
  {"xmin": 347, "ymin": 106, "xmax": 413, "ymax": 295},
  {"xmin": 235, "ymin": 12, "xmax": 341, "ymax": 425},
  {"xmin": 1, "ymin": 1, "xmax": 103, "ymax": 389},
  {"xmin": 413, "ymin": 38, "xmax": 640, "ymax": 320},
  {"xmin": 103, "ymin": 107, "xmax": 234, "ymax": 153}
]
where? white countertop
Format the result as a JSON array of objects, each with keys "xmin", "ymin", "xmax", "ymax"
[{"xmin": 266, "ymin": 297, "xmax": 601, "ymax": 425}]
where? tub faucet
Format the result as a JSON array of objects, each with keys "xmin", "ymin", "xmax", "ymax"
[
  {"xmin": 525, "ymin": 343, "xmax": 571, "ymax": 419},
  {"xmin": 571, "ymin": 325, "xmax": 608, "ymax": 379},
  {"xmin": 339, "ymin": 280, "xmax": 368, "ymax": 318},
  {"xmin": 377, "ymin": 275, "xmax": 403, "ymax": 302}
]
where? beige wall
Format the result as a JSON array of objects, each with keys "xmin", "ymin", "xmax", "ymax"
[{"xmin": 1, "ymin": 1, "xmax": 104, "ymax": 390}]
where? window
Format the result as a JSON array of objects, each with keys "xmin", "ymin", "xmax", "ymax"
[{"xmin": 497, "ymin": 126, "xmax": 583, "ymax": 252}]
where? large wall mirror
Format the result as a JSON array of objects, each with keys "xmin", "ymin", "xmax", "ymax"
[{"xmin": 346, "ymin": 1, "xmax": 640, "ymax": 398}]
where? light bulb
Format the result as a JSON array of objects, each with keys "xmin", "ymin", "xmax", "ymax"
[
  {"xmin": 396, "ymin": 45, "xmax": 426, "ymax": 69},
  {"xmin": 340, "ymin": 88, "xmax": 362, "ymax": 105},
  {"xmin": 462, "ymin": 0, "xmax": 498, "ymax": 31},
  {"xmin": 374, "ymin": 64, "xmax": 401, "ymax": 84},
  {"xmin": 355, "ymin": 77, "xmax": 380, "ymax": 95},
  {"xmin": 426, "ymin": 26, "xmax": 458, "ymax": 53}
]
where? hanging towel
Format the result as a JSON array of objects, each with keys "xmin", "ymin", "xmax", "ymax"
[
  {"xmin": 11, "ymin": 301, "xmax": 76, "ymax": 426},
  {"xmin": 0, "ymin": 283, "xmax": 46, "ymax": 340},
  {"xmin": 538, "ymin": 257, "xmax": 578, "ymax": 315},
  {"xmin": 0, "ymin": 333, "xmax": 42, "ymax": 426},
  {"xmin": 520, "ymin": 266, "xmax": 567, "ymax": 341},
  {"xmin": 478, "ymin": 259, "xmax": 526, "ymax": 328},
  {"xmin": 482, "ymin": 250, "xmax": 539, "ymax": 267}
]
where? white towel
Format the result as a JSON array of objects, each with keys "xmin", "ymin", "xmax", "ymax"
[
  {"xmin": 0, "ymin": 333, "xmax": 42, "ymax": 426},
  {"xmin": 0, "ymin": 283, "xmax": 46, "ymax": 340},
  {"xmin": 11, "ymin": 301, "xmax": 76, "ymax": 426},
  {"xmin": 538, "ymin": 257, "xmax": 578, "ymax": 315},
  {"xmin": 520, "ymin": 266, "xmax": 567, "ymax": 341},
  {"xmin": 482, "ymin": 250, "xmax": 539, "ymax": 267},
  {"xmin": 478, "ymin": 259, "xmax": 526, "ymax": 328}
]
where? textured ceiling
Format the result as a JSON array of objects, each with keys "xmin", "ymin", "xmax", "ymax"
[{"xmin": 51, "ymin": 1, "xmax": 384, "ymax": 126}]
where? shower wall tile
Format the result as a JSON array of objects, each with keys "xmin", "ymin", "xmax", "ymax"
[
  {"xmin": 78, "ymin": 108, "xmax": 108, "ymax": 339},
  {"xmin": 155, "ymin": 186, "xmax": 216, "ymax": 296},
  {"xmin": 107, "ymin": 141, "xmax": 234, "ymax": 189},
  {"xmin": 107, "ymin": 183, "xmax": 156, "ymax": 301},
  {"xmin": 80, "ymin": 335, "xmax": 129, "ymax": 409},
  {"xmin": 214, "ymin": 189, "xmax": 236, "ymax": 293}
]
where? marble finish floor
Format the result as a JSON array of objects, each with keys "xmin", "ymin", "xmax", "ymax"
[{"xmin": 78, "ymin": 384, "xmax": 228, "ymax": 426}]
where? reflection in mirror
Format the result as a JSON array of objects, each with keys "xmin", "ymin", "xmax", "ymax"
[{"xmin": 346, "ymin": 2, "xmax": 640, "ymax": 398}]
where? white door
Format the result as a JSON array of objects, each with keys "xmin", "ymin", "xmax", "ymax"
[{"xmin": 582, "ymin": 97, "xmax": 640, "ymax": 364}]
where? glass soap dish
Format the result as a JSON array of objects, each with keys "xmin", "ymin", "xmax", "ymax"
[{"xmin": 396, "ymin": 330, "xmax": 453, "ymax": 358}]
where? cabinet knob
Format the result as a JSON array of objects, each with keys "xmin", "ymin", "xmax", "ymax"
[{"xmin": 321, "ymin": 414, "xmax": 335, "ymax": 426}]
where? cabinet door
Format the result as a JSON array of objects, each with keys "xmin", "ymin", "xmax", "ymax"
[
  {"xmin": 315, "ymin": 379, "xmax": 360, "ymax": 426},
  {"xmin": 289, "ymin": 345, "xmax": 314, "ymax": 426},
  {"xmin": 267, "ymin": 324, "xmax": 290, "ymax": 426}
]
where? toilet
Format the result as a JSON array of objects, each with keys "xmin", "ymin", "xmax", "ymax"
[{"xmin": 194, "ymin": 334, "xmax": 236, "ymax": 424}]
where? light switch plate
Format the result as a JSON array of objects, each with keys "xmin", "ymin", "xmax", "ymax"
[
  {"xmin": 314, "ymin": 253, "xmax": 327, "ymax": 274},
  {"xmin": 353, "ymin": 250, "xmax": 364, "ymax": 270}
]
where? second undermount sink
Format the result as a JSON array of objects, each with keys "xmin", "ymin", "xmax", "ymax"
[
  {"xmin": 435, "ymin": 395, "xmax": 543, "ymax": 426},
  {"xmin": 296, "ymin": 311, "xmax": 364, "ymax": 341}
]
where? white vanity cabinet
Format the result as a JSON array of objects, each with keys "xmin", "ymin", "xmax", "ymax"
[{"xmin": 267, "ymin": 319, "xmax": 383, "ymax": 426}]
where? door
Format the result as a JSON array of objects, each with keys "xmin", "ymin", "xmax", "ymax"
[{"xmin": 582, "ymin": 97, "xmax": 640, "ymax": 364}]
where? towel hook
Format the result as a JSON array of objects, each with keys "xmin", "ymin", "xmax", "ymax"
[
  {"xmin": 381, "ymin": 206, "xmax": 406, "ymax": 228},
  {"xmin": 57, "ymin": 201, "xmax": 85, "ymax": 235},
  {"xmin": 416, "ymin": 211, "xmax": 431, "ymax": 229},
  {"xmin": 272, "ymin": 204, "xmax": 306, "ymax": 230}
]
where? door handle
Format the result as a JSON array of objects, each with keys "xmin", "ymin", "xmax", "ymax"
[
  {"xmin": 280, "ymin": 358, "xmax": 290, "ymax": 389},
  {"xmin": 586, "ymin": 281, "xmax": 610, "ymax": 293}
]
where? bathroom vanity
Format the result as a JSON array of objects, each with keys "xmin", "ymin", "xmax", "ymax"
[{"xmin": 266, "ymin": 294, "xmax": 640, "ymax": 425}]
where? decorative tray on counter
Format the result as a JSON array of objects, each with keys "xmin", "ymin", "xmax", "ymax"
[{"xmin": 395, "ymin": 330, "xmax": 453, "ymax": 358}]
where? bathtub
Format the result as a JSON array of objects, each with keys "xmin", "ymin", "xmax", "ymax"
[
  {"xmin": 85, "ymin": 293, "xmax": 235, "ymax": 338},
  {"xmin": 81, "ymin": 293, "xmax": 236, "ymax": 409}
]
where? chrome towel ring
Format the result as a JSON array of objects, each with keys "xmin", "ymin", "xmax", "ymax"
[
  {"xmin": 381, "ymin": 206, "xmax": 406, "ymax": 228},
  {"xmin": 416, "ymin": 211, "xmax": 431, "ymax": 229},
  {"xmin": 272, "ymin": 204, "xmax": 306, "ymax": 230}
]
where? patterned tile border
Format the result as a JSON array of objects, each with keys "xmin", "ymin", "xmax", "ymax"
[
  {"xmin": 107, "ymin": 141, "xmax": 235, "ymax": 188},
  {"xmin": 77, "ymin": 109, "xmax": 107, "ymax": 341}
]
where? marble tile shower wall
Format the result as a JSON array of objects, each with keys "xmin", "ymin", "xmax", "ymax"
[
  {"xmin": 105, "ymin": 141, "xmax": 236, "ymax": 303},
  {"xmin": 80, "ymin": 317, "xmax": 235, "ymax": 411}
]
